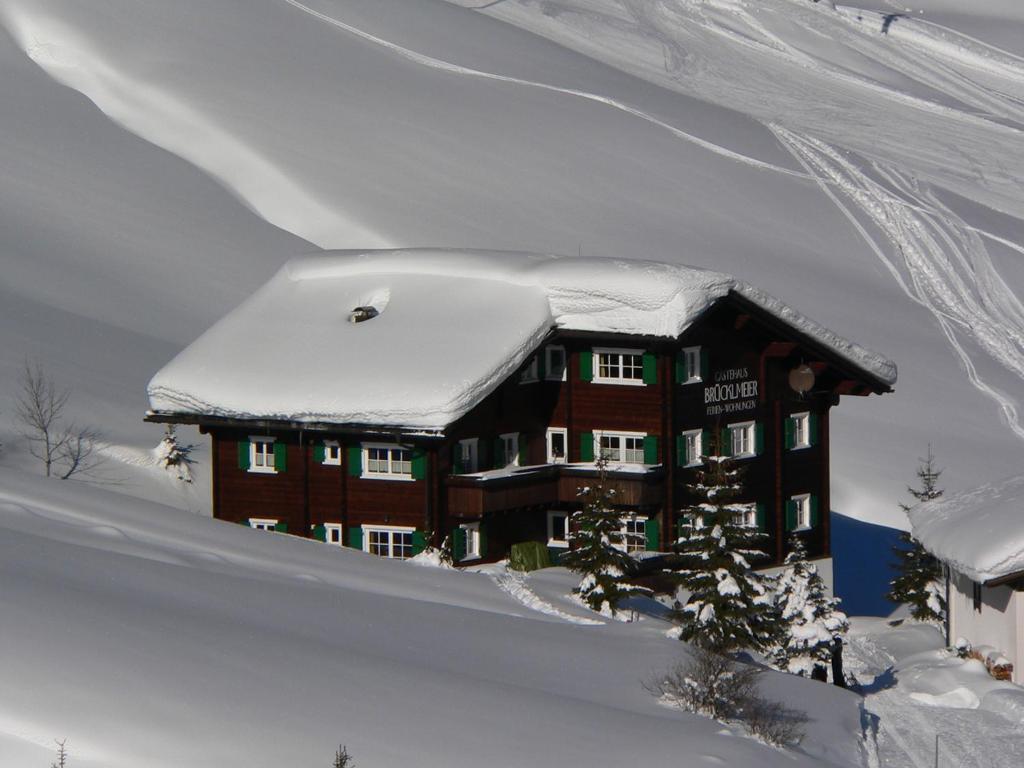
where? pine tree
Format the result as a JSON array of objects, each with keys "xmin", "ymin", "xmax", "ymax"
[
  {"xmin": 773, "ymin": 535, "xmax": 848, "ymax": 678},
  {"xmin": 561, "ymin": 457, "xmax": 643, "ymax": 615},
  {"xmin": 669, "ymin": 452, "xmax": 779, "ymax": 653},
  {"xmin": 888, "ymin": 446, "xmax": 946, "ymax": 622},
  {"xmin": 155, "ymin": 424, "xmax": 197, "ymax": 483},
  {"xmin": 333, "ymin": 744, "xmax": 355, "ymax": 768}
]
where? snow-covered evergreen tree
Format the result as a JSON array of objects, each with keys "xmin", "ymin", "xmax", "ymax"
[
  {"xmin": 561, "ymin": 457, "xmax": 643, "ymax": 615},
  {"xmin": 155, "ymin": 425, "xmax": 197, "ymax": 483},
  {"xmin": 888, "ymin": 446, "xmax": 946, "ymax": 622},
  {"xmin": 669, "ymin": 452, "xmax": 778, "ymax": 653},
  {"xmin": 773, "ymin": 535, "xmax": 848, "ymax": 678}
]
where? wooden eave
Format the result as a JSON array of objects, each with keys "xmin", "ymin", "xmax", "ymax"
[
  {"xmin": 721, "ymin": 291, "xmax": 894, "ymax": 395},
  {"xmin": 143, "ymin": 411, "xmax": 447, "ymax": 441}
]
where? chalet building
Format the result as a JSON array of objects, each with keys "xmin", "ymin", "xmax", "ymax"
[
  {"xmin": 911, "ymin": 475, "xmax": 1024, "ymax": 682},
  {"xmin": 146, "ymin": 249, "xmax": 895, "ymax": 566}
]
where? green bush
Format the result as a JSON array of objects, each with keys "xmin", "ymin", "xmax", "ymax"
[{"xmin": 508, "ymin": 541, "xmax": 551, "ymax": 572}]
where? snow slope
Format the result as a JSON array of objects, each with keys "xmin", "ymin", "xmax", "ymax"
[
  {"xmin": 0, "ymin": 468, "xmax": 869, "ymax": 767},
  {"xmin": 0, "ymin": 0, "xmax": 1022, "ymax": 526}
]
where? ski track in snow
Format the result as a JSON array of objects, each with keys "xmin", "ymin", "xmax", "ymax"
[
  {"xmin": 281, "ymin": 0, "xmax": 807, "ymax": 178},
  {"xmin": 771, "ymin": 125, "xmax": 1024, "ymax": 440},
  {"xmin": 490, "ymin": 569, "xmax": 605, "ymax": 625}
]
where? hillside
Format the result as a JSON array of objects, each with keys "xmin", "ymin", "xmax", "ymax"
[
  {"xmin": 0, "ymin": 468, "xmax": 869, "ymax": 767},
  {"xmin": 1, "ymin": 0, "xmax": 1023, "ymax": 526}
]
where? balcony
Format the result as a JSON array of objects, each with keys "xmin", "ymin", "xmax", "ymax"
[{"xmin": 446, "ymin": 463, "xmax": 664, "ymax": 518}]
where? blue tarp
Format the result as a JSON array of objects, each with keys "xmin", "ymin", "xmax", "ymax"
[{"xmin": 831, "ymin": 511, "xmax": 903, "ymax": 617}]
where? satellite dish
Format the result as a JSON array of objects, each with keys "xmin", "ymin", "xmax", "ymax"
[{"xmin": 789, "ymin": 364, "xmax": 815, "ymax": 395}]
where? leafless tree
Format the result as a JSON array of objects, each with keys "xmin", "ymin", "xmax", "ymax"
[
  {"xmin": 51, "ymin": 738, "xmax": 68, "ymax": 768},
  {"xmin": 14, "ymin": 362, "xmax": 105, "ymax": 480},
  {"xmin": 15, "ymin": 362, "xmax": 69, "ymax": 477}
]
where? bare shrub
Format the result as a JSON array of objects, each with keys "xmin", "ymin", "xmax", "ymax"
[
  {"xmin": 644, "ymin": 644, "xmax": 759, "ymax": 721},
  {"xmin": 333, "ymin": 744, "xmax": 355, "ymax": 767},
  {"xmin": 646, "ymin": 645, "xmax": 807, "ymax": 747},
  {"xmin": 745, "ymin": 696, "xmax": 808, "ymax": 746},
  {"xmin": 51, "ymin": 738, "xmax": 68, "ymax": 768}
]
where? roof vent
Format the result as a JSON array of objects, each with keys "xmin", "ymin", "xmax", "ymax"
[{"xmin": 348, "ymin": 305, "xmax": 379, "ymax": 324}]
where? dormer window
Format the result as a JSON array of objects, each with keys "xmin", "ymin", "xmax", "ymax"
[{"xmin": 348, "ymin": 306, "xmax": 379, "ymax": 323}]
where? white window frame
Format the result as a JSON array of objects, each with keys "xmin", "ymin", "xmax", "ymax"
[
  {"xmin": 361, "ymin": 443, "xmax": 414, "ymax": 481},
  {"xmin": 250, "ymin": 517, "xmax": 278, "ymax": 532},
  {"xmin": 457, "ymin": 438, "xmax": 479, "ymax": 473},
  {"xmin": 547, "ymin": 510, "xmax": 570, "ymax": 548},
  {"xmin": 546, "ymin": 427, "xmax": 568, "ymax": 464},
  {"xmin": 682, "ymin": 346, "xmax": 702, "ymax": 384},
  {"xmin": 322, "ymin": 440, "xmax": 341, "ymax": 466},
  {"xmin": 498, "ymin": 432, "xmax": 519, "ymax": 468},
  {"xmin": 593, "ymin": 347, "xmax": 646, "ymax": 386},
  {"xmin": 681, "ymin": 428, "xmax": 703, "ymax": 467},
  {"xmin": 616, "ymin": 515, "xmax": 648, "ymax": 554},
  {"xmin": 728, "ymin": 421, "xmax": 756, "ymax": 459},
  {"xmin": 362, "ymin": 524, "xmax": 416, "ymax": 560},
  {"xmin": 460, "ymin": 522, "xmax": 481, "ymax": 561},
  {"xmin": 593, "ymin": 429, "xmax": 647, "ymax": 465},
  {"xmin": 792, "ymin": 493, "xmax": 811, "ymax": 531},
  {"xmin": 249, "ymin": 436, "xmax": 277, "ymax": 474},
  {"xmin": 791, "ymin": 412, "xmax": 810, "ymax": 450},
  {"xmin": 519, "ymin": 356, "xmax": 539, "ymax": 384},
  {"xmin": 324, "ymin": 523, "xmax": 343, "ymax": 545},
  {"xmin": 545, "ymin": 345, "xmax": 567, "ymax": 382},
  {"xmin": 734, "ymin": 503, "xmax": 757, "ymax": 528}
]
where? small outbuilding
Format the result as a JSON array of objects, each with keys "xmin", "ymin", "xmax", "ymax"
[{"xmin": 911, "ymin": 474, "xmax": 1024, "ymax": 682}]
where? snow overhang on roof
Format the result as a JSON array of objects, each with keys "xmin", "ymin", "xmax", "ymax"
[
  {"xmin": 146, "ymin": 248, "xmax": 897, "ymax": 431},
  {"xmin": 910, "ymin": 474, "xmax": 1024, "ymax": 584}
]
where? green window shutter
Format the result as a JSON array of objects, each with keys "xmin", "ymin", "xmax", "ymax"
[
  {"xmin": 675, "ymin": 434, "xmax": 686, "ymax": 467},
  {"xmin": 348, "ymin": 526, "xmax": 363, "ymax": 550},
  {"xmin": 785, "ymin": 500, "xmax": 797, "ymax": 531},
  {"xmin": 537, "ymin": 353, "xmax": 547, "ymax": 380},
  {"xmin": 313, "ymin": 524, "xmax": 327, "ymax": 542},
  {"xmin": 580, "ymin": 431, "xmax": 594, "ymax": 462},
  {"xmin": 348, "ymin": 445, "xmax": 362, "ymax": 477},
  {"xmin": 237, "ymin": 440, "xmax": 250, "ymax": 470},
  {"xmin": 518, "ymin": 434, "xmax": 528, "ymax": 466},
  {"xmin": 273, "ymin": 442, "xmax": 287, "ymax": 472},
  {"xmin": 720, "ymin": 428, "xmax": 732, "ymax": 457},
  {"xmin": 452, "ymin": 527, "xmax": 466, "ymax": 561},
  {"xmin": 755, "ymin": 503, "xmax": 766, "ymax": 531},
  {"xmin": 237, "ymin": 518, "xmax": 250, "ymax": 526},
  {"xmin": 643, "ymin": 435, "xmax": 658, "ymax": 465},
  {"xmin": 452, "ymin": 444, "xmax": 464, "ymax": 474},
  {"xmin": 810, "ymin": 495, "xmax": 821, "ymax": 527},
  {"xmin": 674, "ymin": 354, "xmax": 686, "ymax": 384},
  {"xmin": 412, "ymin": 530, "xmax": 427, "ymax": 555},
  {"xmin": 701, "ymin": 428, "xmax": 712, "ymax": 459},
  {"xmin": 700, "ymin": 348, "xmax": 710, "ymax": 381},
  {"xmin": 644, "ymin": 518, "xmax": 660, "ymax": 552},
  {"xmin": 492, "ymin": 438, "xmax": 505, "ymax": 468},
  {"xmin": 784, "ymin": 417, "xmax": 795, "ymax": 450},
  {"xmin": 275, "ymin": 521, "xmax": 288, "ymax": 533},
  {"xmin": 754, "ymin": 423, "xmax": 764, "ymax": 456},
  {"xmin": 579, "ymin": 349, "xmax": 593, "ymax": 382},
  {"xmin": 411, "ymin": 449, "xmax": 427, "ymax": 480},
  {"xmin": 313, "ymin": 442, "xmax": 325, "ymax": 463},
  {"xmin": 809, "ymin": 412, "xmax": 819, "ymax": 447},
  {"xmin": 478, "ymin": 523, "xmax": 487, "ymax": 560},
  {"xmin": 642, "ymin": 352, "xmax": 658, "ymax": 385}
]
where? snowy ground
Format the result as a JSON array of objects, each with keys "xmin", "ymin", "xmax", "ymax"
[
  {"xmin": 846, "ymin": 618, "xmax": 1024, "ymax": 768},
  {"xmin": 0, "ymin": 0, "xmax": 1023, "ymax": 527},
  {"xmin": 0, "ymin": 468, "xmax": 870, "ymax": 768}
]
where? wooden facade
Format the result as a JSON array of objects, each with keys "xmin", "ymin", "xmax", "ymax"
[{"xmin": 152, "ymin": 293, "xmax": 890, "ymax": 566}]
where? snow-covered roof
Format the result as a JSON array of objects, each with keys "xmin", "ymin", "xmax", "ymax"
[
  {"xmin": 910, "ymin": 475, "xmax": 1024, "ymax": 583},
  {"xmin": 147, "ymin": 249, "xmax": 896, "ymax": 431}
]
